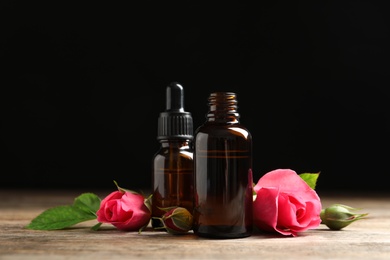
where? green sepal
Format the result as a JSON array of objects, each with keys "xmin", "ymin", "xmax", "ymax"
[
  {"xmin": 157, "ymin": 206, "xmax": 178, "ymax": 212},
  {"xmin": 113, "ymin": 180, "xmax": 140, "ymax": 195},
  {"xmin": 144, "ymin": 193, "xmax": 153, "ymax": 213}
]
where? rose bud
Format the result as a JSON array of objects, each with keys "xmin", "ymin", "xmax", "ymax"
[
  {"xmin": 320, "ymin": 204, "xmax": 368, "ymax": 230},
  {"xmin": 154, "ymin": 207, "xmax": 193, "ymax": 235},
  {"xmin": 96, "ymin": 181, "xmax": 152, "ymax": 232}
]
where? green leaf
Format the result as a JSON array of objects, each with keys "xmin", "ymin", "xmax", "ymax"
[
  {"xmin": 26, "ymin": 205, "xmax": 97, "ymax": 230},
  {"xmin": 73, "ymin": 193, "xmax": 101, "ymax": 216},
  {"xmin": 25, "ymin": 193, "xmax": 102, "ymax": 230},
  {"xmin": 299, "ymin": 172, "xmax": 320, "ymax": 190}
]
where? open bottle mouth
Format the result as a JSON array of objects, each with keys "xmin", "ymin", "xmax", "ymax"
[{"xmin": 207, "ymin": 92, "xmax": 240, "ymax": 121}]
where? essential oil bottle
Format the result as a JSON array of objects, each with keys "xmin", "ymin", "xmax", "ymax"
[
  {"xmin": 193, "ymin": 92, "xmax": 253, "ymax": 238},
  {"xmin": 151, "ymin": 82, "xmax": 194, "ymax": 229}
]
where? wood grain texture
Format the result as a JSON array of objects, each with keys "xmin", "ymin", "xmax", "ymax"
[{"xmin": 1, "ymin": 189, "xmax": 389, "ymax": 260}]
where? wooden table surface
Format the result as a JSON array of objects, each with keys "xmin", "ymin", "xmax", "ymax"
[{"xmin": 1, "ymin": 189, "xmax": 389, "ymax": 260}]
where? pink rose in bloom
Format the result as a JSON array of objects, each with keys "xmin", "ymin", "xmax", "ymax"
[
  {"xmin": 96, "ymin": 190, "xmax": 151, "ymax": 231},
  {"xmin": 253, "ymin": 169, "xmax": 322, "ymax": 236}
]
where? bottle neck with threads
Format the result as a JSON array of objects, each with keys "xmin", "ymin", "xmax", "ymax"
[{"xmin": 207, "ymin": 92, "xmax": 240, "ymax": 123}]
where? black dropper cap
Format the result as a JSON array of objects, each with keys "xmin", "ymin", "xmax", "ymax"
[{"xmin": 157, "ymin": 82, "xmax": 193, "ymax": 140}]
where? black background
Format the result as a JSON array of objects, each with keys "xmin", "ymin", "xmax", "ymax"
[{"xmin": 1, "ymin": 1, "xmax": 389, "ymax": 193}]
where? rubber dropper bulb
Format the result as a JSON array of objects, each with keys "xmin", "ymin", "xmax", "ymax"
[
  {"xmin": 157, "ymin": 82, "xmax": 193, "ymax": 140},
  {"xmin": 166, "ymin": 82, "xmax": 185, "ymax": 112}
]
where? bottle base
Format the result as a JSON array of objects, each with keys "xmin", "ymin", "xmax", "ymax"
[{"xmin": 193, "ymin": 225, "xmax": 252, "ymax": 239}]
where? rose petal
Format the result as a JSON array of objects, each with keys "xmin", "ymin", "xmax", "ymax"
[
  {"xmin": 253, "ymin": 169, "xmax": 322, "ymax": 236},
  {"xmin": 255, "ymin": 169, "xmax": 316, "ymax": 197},
  {"xmin": 100, "ymin": 191, "xmax": 124, "ymax": 204},
  {"xmin": 96, "ymin": 190, "xmax": 151, "ymax": 231},
  {"xmin": 253, "ymin": 187, "xmax": 279, "ymax": 233}
]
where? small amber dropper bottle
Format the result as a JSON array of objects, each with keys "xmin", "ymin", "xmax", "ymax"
[{"xmin": 151, "ymin": 82, "xmax": 194, "ymax": 229}]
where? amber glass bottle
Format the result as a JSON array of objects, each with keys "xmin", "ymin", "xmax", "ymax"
[
  {"xmin": 193, "ymin": 92, "xmax": 253, "ymax": 238},
  {"xmin": 151, "ymin": 82, "xmax": 194, "ymax": 229}
]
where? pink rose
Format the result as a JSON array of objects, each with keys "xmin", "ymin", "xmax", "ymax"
[
  {"xmin": 96, "ymin": 190, "xmax": 151, "ymax": 231},
  {"xmin": 253, "ymin": 169, "xmax": 322, "ymax": 236}
]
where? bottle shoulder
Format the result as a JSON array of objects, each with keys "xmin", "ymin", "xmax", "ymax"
[
  {"xmin": 154, "ymin": 147, "xmax": 194, "ymax": 160},
  {"xmin": 195, "ymin": 123, "xmax": 252, "ymax": 138},
  {"xmin": 157, "ymin": 139, "xmax": 193, "ymax": 148}
]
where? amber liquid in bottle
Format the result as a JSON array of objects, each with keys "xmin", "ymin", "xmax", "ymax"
[
  {"xmin": 193, "ymin": 92, "xmax": 253, "ymax": 238},
  {"xmin": 151, "ymin": 82, "xmax": 194, "ymax": 229},
  {"xmin": 151, "ymin": 141, "xmax": 194, "ymax": 228}
]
